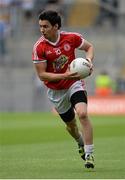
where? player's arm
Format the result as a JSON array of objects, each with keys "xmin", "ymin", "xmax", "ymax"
[
  {"xmin": 79, "ymin": 39, "xmax": 94, "ymax": 75},
  {"xmin": 34, "ymin": 62, "xmax": 80, "ymax": 82},
  {"xmin": 79, "ymin": 39, "xmax": 94, "ymax": 63}
]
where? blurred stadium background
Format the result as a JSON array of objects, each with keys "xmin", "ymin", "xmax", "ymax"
[{"xmin": 0, "ymin": 0, "xmax": 125, "ymax": 113}]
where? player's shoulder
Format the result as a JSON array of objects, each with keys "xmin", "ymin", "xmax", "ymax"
[
  {"xmin": 33, "ymin": 36, "xmax": 45, "ymax": 50},
  {"xmin": 60, "ymin": 31, "xmax": 82, "ymax": 38}
]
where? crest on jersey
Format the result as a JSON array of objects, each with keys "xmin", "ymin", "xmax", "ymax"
[
  {"xmin": 46, "ymin": 50, "xmax": 52, "ymax": 55},
  {"xmin": 54, "ymin": 48, "xmax": 61, "ymax": 55},
  {"xmin": 64, "ymin": 43, "xmax": 71, "ymax": 51},
  {"xmin": 53, "ymin": 55, "xmax": 68, "ymax": 72}
]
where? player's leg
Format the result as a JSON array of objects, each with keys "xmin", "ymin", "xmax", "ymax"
[
  {"xmin": 47, "ymin": 88, "xmax": 85, "ymax": 161},
  {"xmin": 47, "ymin": 88, "xmax": 84, "ymax": 147},
  {"xmin": 70, "ymin": 91, "xmax": 94, "ymax": 168},
  {"xmin": 59, "ymin": 107, "xmax": 85, "ymax": 159},
  {"xmin": 75, "ymin": 102, "xmax": 93, "ymax": 145},
  {"xmin": 65, "ymin": 119, "xmax": 85, "ymax": 160},
  {"xmin": 76, "ymin": 103, "xmax": 94, "ymax": 168},
  {"xmin": 75, "ymin": 102, "xmax": 94, "ymax": 166}
]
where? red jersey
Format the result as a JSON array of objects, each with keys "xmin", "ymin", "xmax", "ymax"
[{"xmin": 32, "ymin": 31, "xmax": 85, "ymax": 90}]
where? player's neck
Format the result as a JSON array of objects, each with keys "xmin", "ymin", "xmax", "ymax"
[{"xmin": 49, "ymin": 32, "xmax": 59, "ymax": 43}]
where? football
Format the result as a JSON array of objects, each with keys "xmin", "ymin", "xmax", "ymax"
[{"xmin": 70, "ymin": 58, "xmax": 91, "ymax": 79}]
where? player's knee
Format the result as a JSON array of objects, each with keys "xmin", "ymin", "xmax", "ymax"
[{"xmin": 77, "ymin": 110, "xmax": 87, "ymax": 120}]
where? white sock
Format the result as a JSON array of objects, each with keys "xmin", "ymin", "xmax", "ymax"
[{"xmin": 84, "ymin": 144, "xmax": 94, "ymax": 158}]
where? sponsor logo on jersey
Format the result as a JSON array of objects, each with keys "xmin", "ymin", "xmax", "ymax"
[{"xmin": 53, "ymin": 55, "xmax": 68, "ymax": 72}]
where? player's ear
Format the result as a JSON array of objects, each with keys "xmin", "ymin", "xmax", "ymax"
[{"xmin": 54, "ymin": 24, "xmax": 59, "ymax": 30}]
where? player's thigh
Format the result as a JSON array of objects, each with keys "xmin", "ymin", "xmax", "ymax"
[
  {"xmin": 70, "ymin": 90, "xmax": 88, "ymax": 118},
  {"xmin": 59, "ymin": 106, "xmax": 75, "ymax": 123}
]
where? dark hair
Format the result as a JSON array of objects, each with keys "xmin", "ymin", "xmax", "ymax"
[{"xmin": 38, "ymin": 10, "xmax": 61, "ymax": 29}]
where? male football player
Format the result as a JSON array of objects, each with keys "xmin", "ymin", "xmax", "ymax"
[{"xmin": 32, "ymin": 10, "xmax": 94, "ymax": 168}]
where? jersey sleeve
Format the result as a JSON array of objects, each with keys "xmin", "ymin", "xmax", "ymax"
[
  {"xmin": 32, "ymin": 43, "xmax": 47, "ymax": 64},
  {"xmin": 73, "ymin": 33, "xmax": 85, "ymax": 49}
]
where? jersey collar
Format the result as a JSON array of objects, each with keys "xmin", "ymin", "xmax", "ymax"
[{"xmin": 43, "ymin": 31, "xmax": 60, "ymax": 46}]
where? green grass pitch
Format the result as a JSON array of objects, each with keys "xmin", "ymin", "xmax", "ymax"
[{"xmin": 0, "ymin": 112, "xmax": 125, "ymax": 179}]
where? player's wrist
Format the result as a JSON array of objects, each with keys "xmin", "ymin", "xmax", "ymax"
[
  {"xmin": 62, "ymin": 73, "xmax": 68, "ymax": 80},
  {"xmin": 86, "ymin": 58, "xmax": 92, "ymax": 63}
]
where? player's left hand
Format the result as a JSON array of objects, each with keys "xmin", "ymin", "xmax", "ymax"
[
  {"xmin": 86, "ymin": 59, "xmax": 93, "ymax": 76},
  {"xmin": 89, "ymin": 63, "xmax": 93, "ymax": 76}
]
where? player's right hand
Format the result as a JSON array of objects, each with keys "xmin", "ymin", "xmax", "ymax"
[{"xmin": 64, "ymin": 67, "xmax": 81, "ymax": 80}]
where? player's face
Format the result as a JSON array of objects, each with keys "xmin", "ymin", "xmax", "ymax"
[{"xmin": 39, "ymin": 20, "xmax": 58, "ymax": 42}]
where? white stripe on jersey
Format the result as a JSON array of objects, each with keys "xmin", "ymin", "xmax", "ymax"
[
  {"xmin": 61, "ymin": 31, "xmax": 84, "ymax": 38},
  {"xmin": 61, "ymin": 31, "xmax": 82, "ymax": 36},
  {"xmin": 33, "ymin": 36, "xmax": 44, "ymax": 60},
  {"xmin": 78, "ymin": 38, "xmax": 85, "ymax": 49}
]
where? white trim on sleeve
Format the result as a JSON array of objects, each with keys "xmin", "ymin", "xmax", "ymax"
[
  {"xmin": 33, "ymin": 60, "xmax": 47, "ymax": 64},
  {"xmin": 78, "ymin": 38, "xmax": 85, "ymax": 49}
]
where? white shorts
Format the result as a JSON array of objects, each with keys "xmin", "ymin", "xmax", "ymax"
[{"xmin": 47, "ymin": 80, "xmax": 86, "ymax": 114}]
